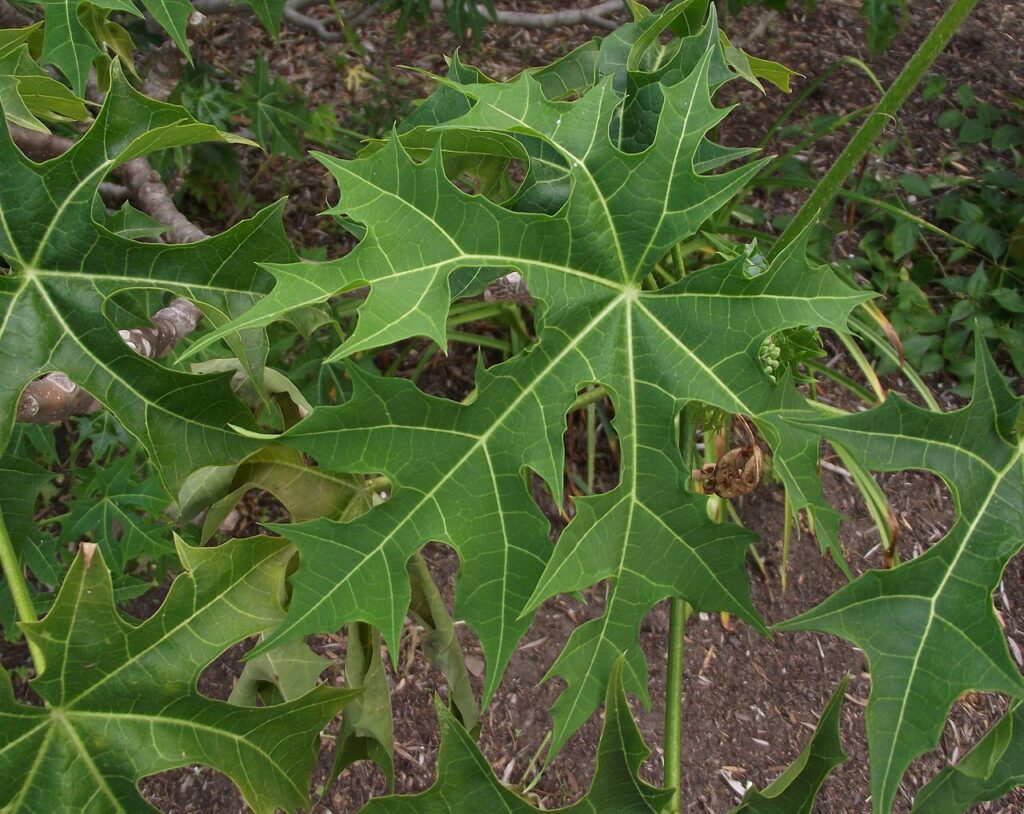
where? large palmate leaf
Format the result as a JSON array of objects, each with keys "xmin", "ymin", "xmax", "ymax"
[
  {"xmin": 0, "ymin": 68, "xmax": 298, "ymax": 494},
  {"xmin": 729, "ymin": 676, "xmax": 848, "ymax": 813},
  {"xmin": 362, "ymin": 659, "xmax": 673, "ymax": 813},
  {"xmin": 0, "ymin": 536, "xmax": 356, "ymax": 813},
  {"xmin": 912, "ymin": 700, "xmax": 1024, "ymax": 813},
  {"xmin": 206, "ymin": 4, "xmax": 867, "ymax": 748},
  {"xmin": 777, "ymin": 342, "xmax": 1024, "ymax": 813}
]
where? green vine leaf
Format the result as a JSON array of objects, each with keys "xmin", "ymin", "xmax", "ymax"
[
  {"xmin": 0, "ymin": 536, "xmax": 356, "ymax": 813},
  {"xmin": 912, "ymin": 700, "xmax": 1024, "ymax": 813},
  {"xmin": 777, "ymin": 341, "xmax": 1024, "ymax": 813},
  {"xmin": 204, "ymin": 6, "xmax": 867, "ymax": 749},
  {"xmin": 729, "ymin": 676, "xmax": 848, "ymax": 813},
  {"xmin": 0, "ymin": 68, "xmax": 298, "ymax": 495},
  {"xmin": 361, "ymin": 658, "xmax": 672, "ymax": 813}
]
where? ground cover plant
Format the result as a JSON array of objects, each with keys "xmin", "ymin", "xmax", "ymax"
[{"xmin": 0, "ymin": 0, "xmax": 1022, "ymax": 812}]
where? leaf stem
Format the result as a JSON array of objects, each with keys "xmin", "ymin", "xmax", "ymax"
[
  {"xmin": 0, "ymin": 509, "xmax": 44, "ymax": 672},
  {"xmin": 769, "ymin": 0, "xmax": 982, "ymax": 258},
  {"xmin": 664, "ymin": 405, "xmax": 699, "ymax": 810},
  {"xmin": 663, "ymin": 597, "xmax": 691, "ymax": 812},
  {"xmin": 568, "ymin": 384, "xmax": 609, "ymax": 413},
  {"xmin": 781, "ymin": 489, "xmax": 793, "ymax": 592}
]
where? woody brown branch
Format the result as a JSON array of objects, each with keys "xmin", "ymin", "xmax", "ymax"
[{"xmin": 192, "ymin": 0, "xmax": 623, "ymax": 37}]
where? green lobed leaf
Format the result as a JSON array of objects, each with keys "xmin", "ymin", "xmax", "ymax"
[
  {"xmin": 56, "ymin": 454, "xmax": 172, "ymax": 569},
  {"xmin": 242, "ymin": 55, "xmax": 312, "ymax": 158},
  {"xmin": 0, "ymin": 67, "xmax": 298, "ymax": 495},
  {"xmin": 0, "ymin": 452, "xmax": 51, "ymax": 557},
  {"xmin": 204, "ymin": 5, "xmax": 868, "ymax": 749},
  {"xmin": 228, "ymin": 636, "xmax": 331, "ymax": 707},
  {"xmin": 912, "ymin": 700, "xmax": 1024, "ymax": 813},
  {"xmin": 37, "ymin": 0, "xmax": 138, "ymax": 95},
  {"xmin": 729, "ymin": 676, "xmax": 849, "ymax": 813},
  {"xmin": 0, "ymin": 43, "xmax": 90, "ymax": 133},
  {"xmin": 332, "ymin": 622, "xmax": 395, "ymax": 789},
  {"xmin": 194, "ymin": 445, "xmax": 373, "ymax": 542},
  {"xmin": 361, "ymin": 658, "xmax": 672, "ymax": 813},
  {"xmin": 247, "ymin": 0, "xmax": 288, "ymax": 38},
  {"xmin": 776, "ymin": 339, "xmax": 1024, "ymax": 813},
  {"xmin": 0, "ymin": 536, "xmax": 356, "ymax": 813}
]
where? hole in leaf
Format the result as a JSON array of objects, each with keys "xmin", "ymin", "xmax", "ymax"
[
  {"xmin": 197, "ymin": 637, "xmax": 258, "ymax": 702},
  {"xmin": 531, "ymin": 386, "xmax": 620, "ymax": 539},
  {"xmin": 373, "ymin": 292, "xmax": 536, "ymax": 400},
  {"xmin": 814, "ymin": 436, "xmax": 955, "ymax": 573},
  {"xmin": 139, "ymin": 764, "xmax": 248, "ymax": 812},
  {"xmin": 563, "ymin": 385, "xmax": 621, "ymax": 500}
]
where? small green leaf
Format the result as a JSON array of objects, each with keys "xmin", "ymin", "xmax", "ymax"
[
  {"xmin": 229, "ymin": 636, "xmax": 330, "ymax": 707},
  {"xmin": 912, "ymin": 700, "xmax": 1024, "ymax": 813},
  {"xmin": 333, "ymin": 622, "xmax": 395, "ymax": 789},
  {"xmin": 958, "ymin": 118, "xmax": 989, "ymax": 144},
  {"xmin": 862, "ymin": 0, "xmax": 905, "ymax": 57},
  {"xmin": 730, "ymin": 676, "xmax": 849, "ymax": 813},
  {"xmin": 57, "ymin": 454, "xmax": 171, "ymax": 569},
  {"xmin": 937, "ymin": 109, "xmax": 964, "ymax": 129},
  {"xmin": 197, "ymin": 446, "xmax": 372, "ymax": 542},
  {"xmin": 921, "ymin": 75, "xmax": 947, "ymax": 102},
  {"xmin": 0, "ymin": 44, "xmax": 90, "ymax": 132},
  {"xmin": 896, "ymin": 173, "xmax": 933, "ymax": 198},
  {"xmin": 362, "ymin": 659, "xmax": 672, "ymax": 813}
]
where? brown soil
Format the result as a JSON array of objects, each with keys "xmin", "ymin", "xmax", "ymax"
[{"xmin": 6, "ymin": 1, "xmax": 1024, "ymax": 813}]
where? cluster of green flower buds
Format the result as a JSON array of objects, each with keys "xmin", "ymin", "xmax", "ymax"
[{"xmin": 759, "ymin": 335, "xmax": 783, "ymax": 381}]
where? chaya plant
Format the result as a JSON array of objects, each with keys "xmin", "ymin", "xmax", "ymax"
[{"xmin": 1, "ymin": 0, "xmax": 1021, "ymax": 813}]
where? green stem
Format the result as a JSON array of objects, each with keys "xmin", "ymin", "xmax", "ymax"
[
  {"xmin": 663, "ymin": 597, "xmax": 691, "ymax": 812},
  {"xmin": 781, "ymin": 489, "xmax": 793, "ymax": 592},
  {"xmin": 770, "ymin": 0, "xmax": 982, "ymax": 258},
  {"xmin": 803, "ymin": 359, "xmax": 878, "ymax": 406},
  {"xmin": 446, "ymin": 300, "xmax": 507, "ymax": 323},
  {"xmin": 446, "ymin": 330, "xmax": 511, "ymax": 353},
  {"xmin": 848, "ymin": 315, "xmax": 942, "ymax": 411},
  {"xmin": 663, "ymin": 405, "xmax": 699, "ymax": 811},
  {"xmin": 586, "ymin": 400, "xmax": 596, "ymax": 494},
  {"xmin": 568, "ymin": 384, "xmax": 609, "ymax": 412},
  {"xmin": 0, "ymin": 509, "xmax": 44, "ymax": 673}
]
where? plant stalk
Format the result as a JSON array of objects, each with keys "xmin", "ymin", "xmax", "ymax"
[
  {"xmin": 770, "ymin": 0, "xmax": 982, "ymax": 258},
  {"xmin": 663, "ymin": 405, "xmax": 700, "ymax": 811},
  {"xmin": 663, "ymin": 597, "xmax": 691, "ymax": 812},
  {"xmin": 0, "ymin": 509, "xmax": 44, "ymax": 673}
]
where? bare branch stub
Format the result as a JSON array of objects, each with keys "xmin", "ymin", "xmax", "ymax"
[{"xmin": 17, "ymin": 298, "xmax": 204, "ymax": 424}]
